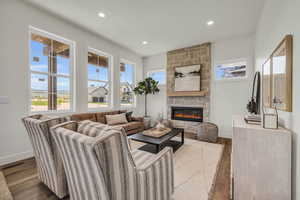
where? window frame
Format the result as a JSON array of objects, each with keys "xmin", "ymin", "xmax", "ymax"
[
  {"xmin": 146, "ymin": 69, "xmax": 166, "ymax": 85},
  {"xmin": 28, "ymin": 26, "xmax": 76, "ymax": 114},
  {"xmin": 120, "ymin": 58, "xmax": 136, "ymax": 108},
  {"xmin": 87, "ymin": 47, "xmax": 113, "ymax": 111},
  {"xmin": 214, "ymin": 58, "xmax": 249, "ymax": 82}
]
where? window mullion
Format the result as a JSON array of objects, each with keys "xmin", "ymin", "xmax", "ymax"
[{"xmin": 48, "ymin": 42, "xmax": 53, "ymax": 111}]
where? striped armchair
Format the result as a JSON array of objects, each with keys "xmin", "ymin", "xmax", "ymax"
[
  {"xmin": 51, "ymin": 121, "xmax": 174, "ymax": 200},
  {"xmin": 22, "ymin": 115, "xmax": 68, "ymax": 198}
]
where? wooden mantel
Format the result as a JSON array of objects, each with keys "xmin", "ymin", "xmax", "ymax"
[{"xmin": 167, "ymin": 90, "xmax": 208, "ymax": 97}]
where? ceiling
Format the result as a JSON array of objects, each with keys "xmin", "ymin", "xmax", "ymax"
[{"xmin": 26, "ymin": 0, "xmax": 265, "ymax": 57}]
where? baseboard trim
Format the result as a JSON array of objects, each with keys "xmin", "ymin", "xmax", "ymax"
[
  {"xmin": 0, "ymin": 151, "xmax": 33, "ymax": 167},
  {"xmin": 219, "ymin": 131, "xmax": 233, "ymax": 139}
]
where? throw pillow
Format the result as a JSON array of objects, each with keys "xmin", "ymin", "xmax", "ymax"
[
  {"xmin": 126, "ymin": 111, "xmax": 133, "ymax": 122},
  {"xmin": 106, "ymin": 113, "xmax": 128, "ymax": 125}
]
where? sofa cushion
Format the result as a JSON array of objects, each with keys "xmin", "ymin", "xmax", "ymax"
[
  {"xmin": 106, "ymin": 113, "xmax": 128, "ymax": 125},
  {"xmin": 70, "ymin": 113, "xmax": 97, "ymax": 122},
  {"xmin": 95, "ymin": 111, "xmax": 120, "ymax": 124},
  {"xmin": 114, "ymin": 121, "xmax": 143, "ymax": 132}
]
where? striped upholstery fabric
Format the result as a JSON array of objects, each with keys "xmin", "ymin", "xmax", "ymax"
[
  {"xmin": 78, "ymin": 120, "xmax": 111, "ymax": 137},
  {"xmin": 51, "ymin": 122, "xmax": 111, "ymax": 200},
  {"xmin": 77, "ymin": 120, "xmax": 133, "ymax": 151},
  {"xmin": 21, "ymin": 115, "xmax": 68, "ymax": 198},
  {"xmin": 51, "ymin": 121, "xmax": 174, "ymax": 200}
]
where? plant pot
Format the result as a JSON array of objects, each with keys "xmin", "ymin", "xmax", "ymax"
[{"xmin": 143, "ymin": 116, "xmax": 151, "ymax": 129}]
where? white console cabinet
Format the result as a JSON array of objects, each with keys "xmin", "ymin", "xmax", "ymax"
[{"xmin": 232, "ymin": 116, "xmax": 291, "ymax": 200}]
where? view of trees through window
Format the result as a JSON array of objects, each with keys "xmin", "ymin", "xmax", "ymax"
[
  {"xmin": 120, "ymin": 62, "xmax": 135, "ymax": 106},
  {"xmin": 147, "ymin": 70, "xmax": 166, "ymax": 84},
  {"xmin": 87, "ymin": 50, "xmax": 110, "ymax": 108},
  {"xmin": 30, "ymin": 32, "xmax": 72, "ymax": 112}
]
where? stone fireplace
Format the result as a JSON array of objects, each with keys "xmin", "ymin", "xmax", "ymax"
[{"xmin": 167, "ymin": 43, "xmax": 211, "ymax": 134}]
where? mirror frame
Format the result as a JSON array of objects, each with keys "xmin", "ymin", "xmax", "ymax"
[
  {"xmin": 262, "ymin": 58, "xmax": 272, "ymax": 108},
  {"xmin": 262, "ymin": 35, "xmax": 293, "ymax": 112}
]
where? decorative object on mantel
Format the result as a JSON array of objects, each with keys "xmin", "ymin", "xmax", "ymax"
[
  {"xmin": 262, "ymin": 107, "xmax": 279, "ymax": 129},
  {"xmin": 196, "ymin": 122, "xmax": 218, "ymax": 143},
  {"xmin": 174, "ymin": 64, "xmax": 201, "ymax": 92}
]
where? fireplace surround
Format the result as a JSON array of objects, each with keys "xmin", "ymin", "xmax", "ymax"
[{"xmin": 166, "ymin": 43, "xmax": 211, "ymax": 134}]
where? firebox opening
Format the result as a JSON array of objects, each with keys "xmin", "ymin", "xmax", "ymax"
[{"xmin": 171, "ymin": 106, "xmax": 203, "ymax": 122}]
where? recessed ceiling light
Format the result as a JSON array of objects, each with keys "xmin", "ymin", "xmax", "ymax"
[
  {"xmin": 207, "ymin": 20, "xmax": 215, "ymax": 26},
  {"xmin": 142, "ymin": 41, "xmax": 148, "ymax": 45},
  {"xmin": 98, "ymin": 12, "xmax": 106, "ymax": 18}
]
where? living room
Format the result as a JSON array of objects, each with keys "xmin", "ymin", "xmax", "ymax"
[{"xmin": 0, "ymin": 0, "xmax": 299, "ymax": 200}]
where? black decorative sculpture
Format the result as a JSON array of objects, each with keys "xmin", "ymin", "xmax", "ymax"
[{"xmin": 247, "ymin": 71, "xmax": 261, "ymax": 114}]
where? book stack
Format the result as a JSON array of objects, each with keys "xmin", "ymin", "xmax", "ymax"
[{"xmin": 244, "ymin": 114, "xmax": 261, "ymax": 124}]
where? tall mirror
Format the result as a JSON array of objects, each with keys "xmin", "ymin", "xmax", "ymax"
[
  {"xmin": 272, "ymin": 36, "xmax": 293, "ymax": 111},
  {"xmin": 262, "ymin": 35, "xmax": 293, "ymax": 112}
]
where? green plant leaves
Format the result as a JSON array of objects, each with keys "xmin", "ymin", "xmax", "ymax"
[{"xmin": 133, "ymin": 77, "xmax": 160, "ymax": 95}]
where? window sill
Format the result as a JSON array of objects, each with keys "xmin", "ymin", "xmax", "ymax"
[
  {"xmin": 88, "ymin": 106, "xmax": 113, "ymax": 112},
  {"xmin": 29, "ymin": 110, "xmax": 75, "ymax": 116},
  {"xmin": 120, "ymin": 105, "xmax": 136, "ymax": 109}
]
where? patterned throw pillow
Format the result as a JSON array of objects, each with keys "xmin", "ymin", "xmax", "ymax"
[{"xmin": 105, "ymin": 113, "xmax": 128, "ymax": 125}]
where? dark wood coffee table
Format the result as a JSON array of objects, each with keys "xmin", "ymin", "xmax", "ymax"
[{"xmin": 129, "ymin": 128, "xmax": 184, "ymax": 153}]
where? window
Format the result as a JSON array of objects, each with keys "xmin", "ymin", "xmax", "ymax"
[
  {"xmin": 215, "ymin": 59, "xmax": 247, "ymax": 80},
  {"xmin": 29, "ymin": 27, "xmax": 74, "ymax": 112},
  {"xmin": 87, "ymin": 48, "xmax": 111, "ymax": 109},
  {"xmin": 147, "ymin": 69, "xmax": 166, "ymax": 85},
  {"xmin": 120, "ymin": 60, "xmax": 135, "ymax": 107}
]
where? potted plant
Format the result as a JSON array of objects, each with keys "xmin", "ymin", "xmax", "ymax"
[{"xmin": 133, "ymin": 77, "xmax": 160, "ymax": 127}]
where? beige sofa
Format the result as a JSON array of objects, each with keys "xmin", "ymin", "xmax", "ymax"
[{"xmin": 69, "ymin": 110, "xmax": 144, "ymax": 135}]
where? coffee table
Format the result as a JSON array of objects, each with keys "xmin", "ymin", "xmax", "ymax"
[{"xmin": 129, "ymin": 128, "xmax": 184, "ymax": 153}]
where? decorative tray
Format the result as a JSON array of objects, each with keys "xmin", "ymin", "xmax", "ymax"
[{"xmin": 142, "ymin": 127, "xmax": 171, "ymax": 138}]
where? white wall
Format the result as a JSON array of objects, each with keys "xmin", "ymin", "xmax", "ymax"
[
  {"xmin": 255, "ymin": 0, "xmax": 300, "ymax": 199},
  {"xmin": 143, "ymin": 35, "xmax": 254, "ymax": 138},
  {"xmin": 211, "ymin": 35, "xmax": 254, "ymax": 138},
  {"xmin": 0, "ymin": 0, "xmax": 143, "ymax": 165},
  {"xmin": 143, "ymin": 54, "xmax": 167, "ymax": 123}
]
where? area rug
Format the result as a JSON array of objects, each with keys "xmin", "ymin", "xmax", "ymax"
[
  {"xmin": 131, "ymin": 138, "xmax": 224, "ymax": 200},
  {"xmin": 0, "ymin": 171, "xmax": 13, "ymax": 200}
]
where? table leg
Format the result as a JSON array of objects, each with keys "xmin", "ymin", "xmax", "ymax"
[
  {"xmin": 181, "ymin": 129, "xmax": 185, "ymax": 144},
  {"xmin": 156, "ymin": 144, "xmax": 161, "ymax": 153}
]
